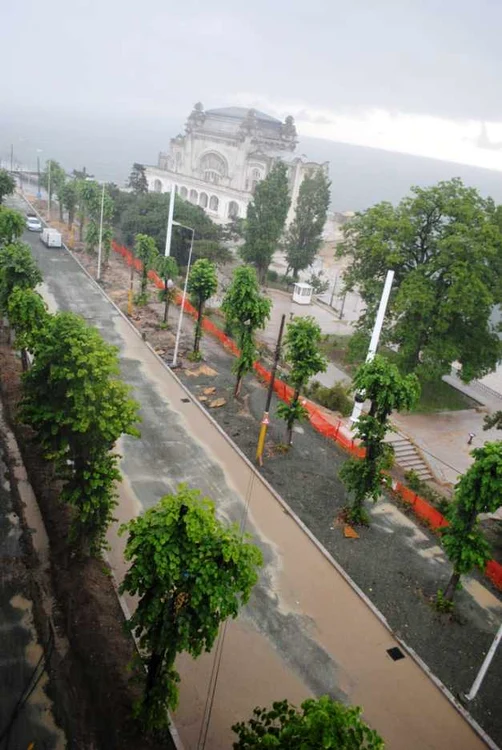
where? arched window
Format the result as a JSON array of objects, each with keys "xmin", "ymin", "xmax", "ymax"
[
  {"xmin": 252, "ymin": 168, "xmax": 261, "ymax": 180},
  {"xmin": 199, "ymin": 192, "xmax": 208, "ymax": 208},
  {"xmin": 200, "ymin": 152, "xmax": 227, "ymax": 184},
  {"xmin": 180, "ymin": 186, "xmax": 188, "ymax": 199},
  {"xmin": 189, "ymin": 189, "xmax": 198, "ymax": 204},
  {"xmin": 209, "ymin": 195, "xmax": 219, "ymax": 212},
  {"xmin": 228, "ymin": 201, "xmax": 239, "ymax": 219},
  {"xmin": 153, "ymin": 179, "xmax": 163, "ymax": 193}
]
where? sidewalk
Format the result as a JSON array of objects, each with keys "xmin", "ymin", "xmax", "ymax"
[{"xmin": 12, "ymin": 193, "xmax": 495, "ymax": 750}]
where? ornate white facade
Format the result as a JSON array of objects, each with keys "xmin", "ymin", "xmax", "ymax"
[{"xmin": 145, "ymin": 103, "xmax": 328, "ymax": 224}]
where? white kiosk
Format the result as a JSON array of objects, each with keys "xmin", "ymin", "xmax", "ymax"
[{"xmin": 292, "ymin": 282, "xmax": 313, "ymax": 306}]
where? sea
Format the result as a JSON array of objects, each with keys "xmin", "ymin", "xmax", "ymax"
[{"xmin": 1, "ymin": 107, "xmax": 502, "ymax": 213}]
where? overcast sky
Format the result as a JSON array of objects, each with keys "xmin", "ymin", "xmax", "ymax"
[{"xmin": 2, "ymin": 0, "xmax": 502, "ymax": 169}]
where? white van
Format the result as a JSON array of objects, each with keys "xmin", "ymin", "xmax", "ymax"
[{"xmin": 40, "ymin": 228, "xmax": 62, "ymax": 248}]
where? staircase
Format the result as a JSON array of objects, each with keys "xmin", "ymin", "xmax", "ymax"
[{"xmin": 385, "ymin": 431, "xmax": 433, "ymax": 481}]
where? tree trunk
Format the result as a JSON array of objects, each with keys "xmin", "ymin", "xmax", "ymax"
[
  {"xmin": 141, "ymin": 268, "xmax": 148, "ymax": 297},
  {"xmin": 59, "ymin": 200, "xmax": 64, "ymax": 222},
  {"xmin": 163, "ymin": 282, "xmax": 170, "ymax": 324},
  {"xmin": 21, "ymin": 349, "xmax": 29, "ymax": 372},
  {"xmin": 68, "ymin": 209, "xmax": 74, "ymax": 230},
  {"xmin": 286, "ymin": 388, "xmax": 301, "ymax": 445},
  {"xmin": 194, "ymin": 299, "xmax": 203, "ymax": 353},
  {"xmin": 443, "ymin": 570, "xmax": 461, "ymax": 602},
  {"xmin": 234, "ymin": 368, "xmax": 244, "ymax": 398},
  {"xmin": 78, "ymin": 210, "xmax": 85, "ymax": 242}
]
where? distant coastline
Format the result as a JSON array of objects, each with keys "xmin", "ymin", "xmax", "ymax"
[{"xmin": 2, "ymin": 108, "xmax": 501, "ymax": 212}]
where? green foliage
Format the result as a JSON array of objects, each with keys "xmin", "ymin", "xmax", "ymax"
[
  {"xmin": 187, "ymin": 258, "xmax": 218, "ymax": 354},
  {"xmin": 41, "ymin": 160, "xmax": 67, "ymax": 219},
  {"xmin": 0, "ymin": 169, "xmax": 16, "ymax": 203},
  {"xmin": 285, "ymin": 170, "xmax": 331, "ymax": 279},
  {"xmin": 440, "ymin": 442, "xmax": 502, "ymax": 601},
  {"xmin": 134, "ymin": 233, "xmax": 158, "ymax": 298},
  {"xmin": 60, "ymin": 180, "xmax": 79, "ymax": 229},
  {"xmin": 434, "ymin": 589, "xmax": 454, "ymax": 613},
  {"xmin": 241, "ymin": 163, "xmax": 291, "ymax": 283},
  {"xmin": 19, "ymin": 312, "xmax": 140, "ymax": 555},
  {"xmin": 404, "ymin": 470, "xmax": 449, "ymax": 514},
  {"xmin": 113, "ymin": 191, "xmax": 220, "ymax": 261},
  {"xmin": 119, "ymin": 484, "xmax": 263, "ymax": 730},
  {"xmin": 305, "ymin": 380, "xmax": 352, "ymax": 417},
  {"xmin": 307, "ymin": 271, "xmax": 330, "ymax": 295},
  {"xmin": 79, "ymin": 181, "xmax": 114, "ymax": 257},
  {"xmin": 128, "ymin": 163, "xmax": 149, "ymax": 195},
  {"xmin": 0, "ymin": 207, "xmax": 25, "ymax": 245},
  {"xmin": 340, "ymin": 356, "xmax": 420, "ymax": 524},
  {"xmin": 278, "ymin": 317, "xmax": 327, "ymax": 444},
  {"xmin": 0, "ymin": 242, "xmax": 42, "ymax": 313},
  {"xmin": 7, "ymin": 287, "xmax": 48, "ymax": 353},
  {"xmin": 193, "ymin": 239, "xmax": 232, "ymax": 265},
  {"xmin": 338, "ymin": 179, "xmax": 502, "ymax": 382},
  {"xmin": 232, "ymin": 695, "xmax": 384, "ymax": 749},
  {"xmin": 222, "ymin": 266, "xmax": 271, "ymax": 395},
  {"xmin": 483, "ymin": 410, "xmax": 502, "ymax": 431},
  {"xmin": 155, "ymin": 255, "xmax": 178, "ymax": 323}
]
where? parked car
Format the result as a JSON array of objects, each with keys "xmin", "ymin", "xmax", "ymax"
[
  {"xmin": 40, "ymin": 228, "xmax": 62, "ymax": 248},
  {"xmin": 26, "ymin": 215, "xmax": 43, "ymax": 232}
]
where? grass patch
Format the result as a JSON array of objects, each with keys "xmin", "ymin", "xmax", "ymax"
[{"xmin": 320, "ymin": 333, "xmax": 478, "ymax": 414}]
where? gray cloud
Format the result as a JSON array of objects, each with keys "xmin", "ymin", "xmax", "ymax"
[{"xmin": 1, "ymin": 0, "xmax": 501, "ymax": 123}]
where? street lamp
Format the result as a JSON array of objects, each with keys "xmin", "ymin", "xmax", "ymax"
[
  {"xmin": 164, "ymin": 183, "xmax": 175, "ymax": 257},
  {"xmin": 171, "ymin": 221, "xmax": 195, "ymax": 367}
]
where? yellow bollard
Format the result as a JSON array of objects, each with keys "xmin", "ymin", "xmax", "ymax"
[{"xmin": 255, "ymin": 413, "xmax": 270, "ymax": 466}]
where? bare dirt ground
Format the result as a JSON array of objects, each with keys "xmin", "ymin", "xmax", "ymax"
[{"xmin": 0, "ymin": 330, "xmax": 175, "ymax": 750}]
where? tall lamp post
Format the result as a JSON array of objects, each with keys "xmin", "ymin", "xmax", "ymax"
[
  {"xmin": 171, "ymin": 221, "xmax": 195, "ymax": 368},
  {"xmin": 164, "ymin": 183, "xmax": 175, "ymax": 257},
  {"xmin": 350, "ymin": 269, "xmax": 394, "ymax": 423}
]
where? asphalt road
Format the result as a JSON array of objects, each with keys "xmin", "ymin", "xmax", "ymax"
[{"xmin": 10, "ymin": 195, "xmax": 493, "ymax": 750}]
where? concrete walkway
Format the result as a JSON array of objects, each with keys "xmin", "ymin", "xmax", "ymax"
[{"xmin": 11, "ymin": 197, "xmax": 495, "ymax": 749}]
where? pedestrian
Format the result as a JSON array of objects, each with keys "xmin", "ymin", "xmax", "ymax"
[{"xmin": 468, "ymin": 432, "xmax": 475, "ymax": 445}]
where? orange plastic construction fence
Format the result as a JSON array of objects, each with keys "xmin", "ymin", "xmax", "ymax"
[{"xmin": 112, "ymin": 240, "xmax": 502, "ymax": 592}]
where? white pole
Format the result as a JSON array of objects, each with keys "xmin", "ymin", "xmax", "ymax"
[
  {"xmin": 164, "ymin": 184, "xmax": 175, "ymax": 256},
  {"xmin": 47, "ymin": 160, "xmax": 51, "ymax": 220},
  {"xmin": 350, "ymin": 269, "xmax": 394, "ymax": 423},
  {"xmin": 97, "ymin": 182, "xmax": 105, "ymax": 282},
  {"xmin": 464, "ymin": 621, "xmax": 502, "ymax": 702},
  {"xmin": 172, "ymin": 228, "xmax": 194, "ymax": 367}
]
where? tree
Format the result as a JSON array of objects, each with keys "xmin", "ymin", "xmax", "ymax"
[
  {"xmin": 0, "ymin": 242, "xmax": 42, "ymax": 313},
  {"xmin": 114, "ymin": 191, "xmax": 221, "ymax": 258},
  {"xmin": 40, "ymin": 160, "xmax": 67, "ymax": 220},
  {"xmin": 277, "ymin": 317, "xmax": 327, "ymax": 445},
  {"xmin": 285, "ymin": 170, "xmax": 331, "ymax": 279},
  {"xmin": 155, "ymin": 255, "xmax": 178, "ymax": 323},
  {"xmin": 119, "ymin": 484, "xmax": 263, "ymax": 730},
  {"xmin": 7, "ymin": 287, "xmax": 49, "ymax": 370},
  {"xmin": 193, "ymin": 239, "xmax": 232, "ymax": 265},
  {"xmin": 337, "ymin": 179, "xmax": 502, "ymax": 382},
  {"xmin": 79, "ymin": 181, "xmax": 114, "ymax": 259},
  {"xmin": 128, "ymin": 163, "xmax": 149, "ymax": 195},
  {"xmin": 233, "ymin": 696, "xmax": 384, "ymax": 749},
  {"xmin": 0, "ymin": 207, "xmax": 25, "ymax": 244},
  {"xmin": 0, "ymin": 170, "xmax": 15, "ymax": 203},
  {"xmin": 19, "ymin": 312, "xmax": 140, "ymax": 555},
  {"xmin": 222, "ymin": 266, "xmax": 271, "ymax": 396},
  {"xmin": 241, "ymin": 163, "xmax": 290, "ymax": 283},
  {"xmin": 61, "ymin": 180, "xmax": 79, "ymax": 229},
  {"xmin": 187, "ymin": 258, "xmax": 217, "ymax": 355},
  {"xmin": 340, "ymin": 356, "xmax": 420, "ymax": 525},
  {"xmin": 441, "ymin": 442, "xmax": 502, "ymax": 602},
  {"xmin": 134, "ymin": 233, "xmax": 158, "ymax": 303}
]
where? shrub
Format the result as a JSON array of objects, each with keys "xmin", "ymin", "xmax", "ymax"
[
  {"xmin": 404, "ymin": 469, "xmax": 449, "ymax": 514},
  {"xmin": 305, "ymin": 379, "xmax": 353, "ymax": 416}
]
